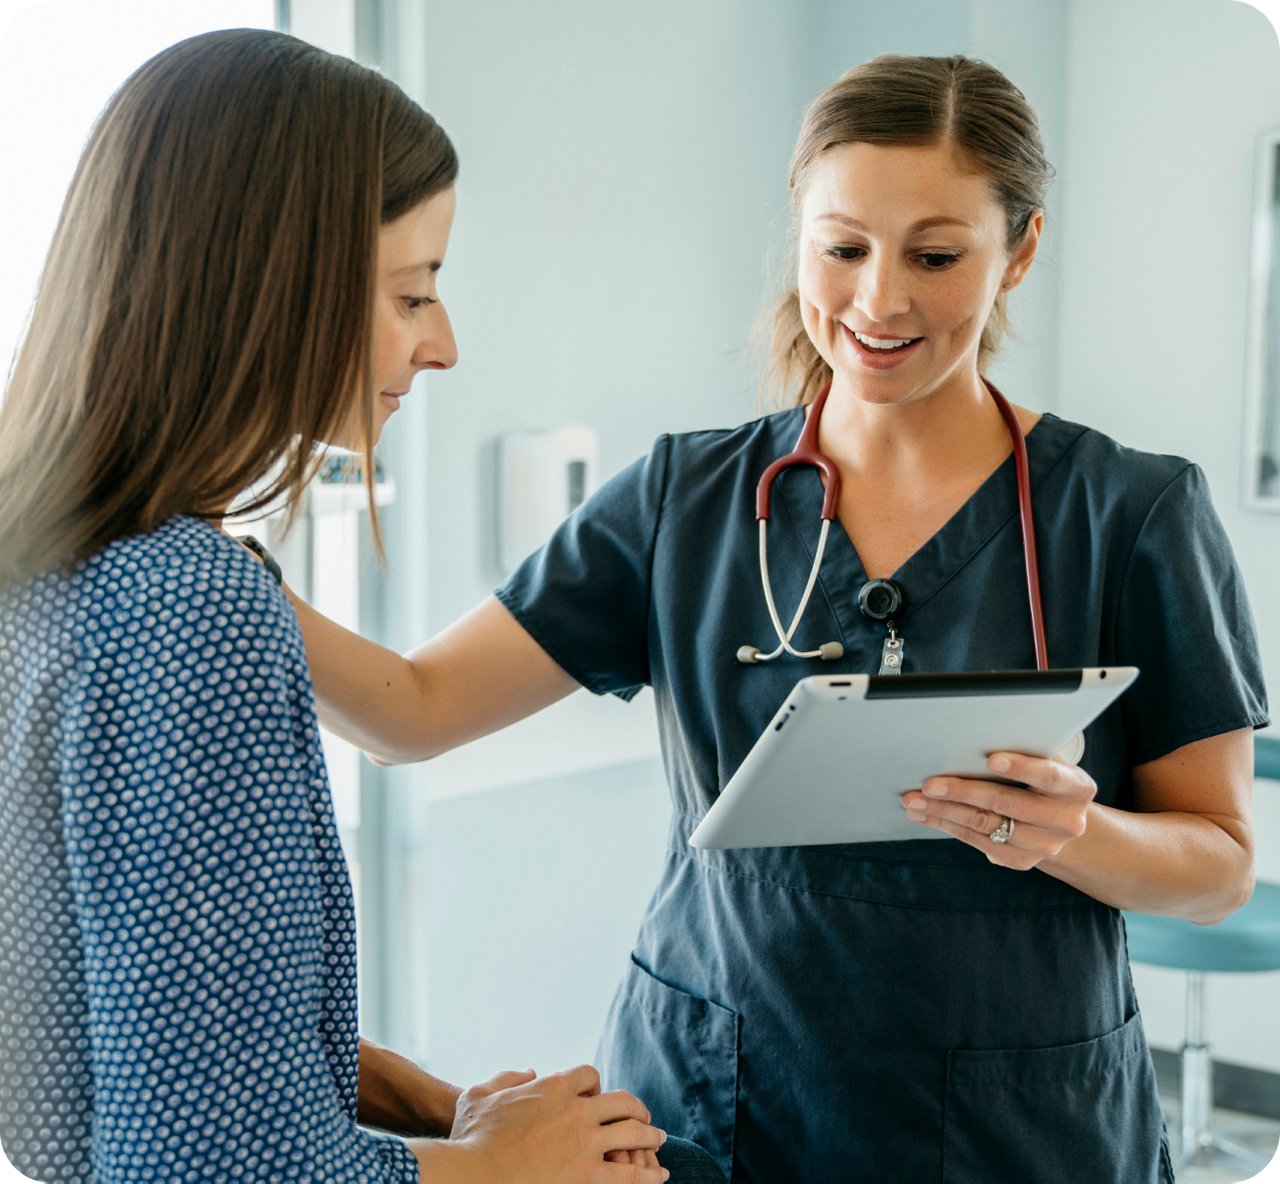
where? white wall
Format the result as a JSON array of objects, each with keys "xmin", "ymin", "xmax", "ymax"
[
  {"xmin": 1056, "ymin": 0, "xmax": 1280, "ymax": 1071},
  {"xmin": 420, "ymin": 758, "xmax": 669, "ymax": 1082}
]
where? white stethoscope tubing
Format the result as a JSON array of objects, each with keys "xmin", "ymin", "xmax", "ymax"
[
  {"xmin": 753, "ymin": 517, "xmax": 836, "ymax": 662},
  {"xmin": 740, "ymin": 378, "xmax": 1047, "ymax": 671}
]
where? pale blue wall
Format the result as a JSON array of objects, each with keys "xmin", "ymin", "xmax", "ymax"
[
  {"xmin": 375, "ymin": 0, "xmax": 817, "ymax": 1070},
  {"xmin": 422, "ymin": 758, "xmax": 669, "ymax": 1081}
]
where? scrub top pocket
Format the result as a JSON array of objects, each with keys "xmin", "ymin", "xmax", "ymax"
[
  {"xmin": 599, "ymin": 955, "xmax": 740, "ymax": 1181},
  {"xmin": 942, "ymin": 1011, "xmax": 1172, "ymax": 1184}
]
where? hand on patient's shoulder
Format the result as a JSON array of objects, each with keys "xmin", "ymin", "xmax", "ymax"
[{"xmin": 409, "ymin": 1064, "xmax": 669, "ymax": 1183}]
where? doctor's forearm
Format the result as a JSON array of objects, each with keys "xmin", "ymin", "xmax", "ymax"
[
  {"xmin": 1039, "ymin": 804, "xmax": 1254, "ymax": 925},
  {"xmin": 287, "ymin": 587, "xmax": 435, "ymax": 762},
  {"xmin": 289, "ymin": 592, "xmax": 580, "ymax": 765}
]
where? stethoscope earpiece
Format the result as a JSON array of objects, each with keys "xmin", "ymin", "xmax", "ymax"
[{"xmin": 737, "ymin": 641, "xmax": 843, "ymax": 665}]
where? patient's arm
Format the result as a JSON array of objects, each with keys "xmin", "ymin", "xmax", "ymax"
[{"xmin": 357, "ymin": 1038, "xmax": 461, "ymax": 1138}]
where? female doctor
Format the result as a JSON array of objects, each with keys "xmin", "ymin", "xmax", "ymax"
[{"xmin": 291, "ymin": 55, "xmax": 1268, "ymax": 1183}]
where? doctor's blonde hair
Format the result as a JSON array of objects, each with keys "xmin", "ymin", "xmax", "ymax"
[
  {"xmin": 764, "ymin": 54, "xmax": 1053, "ymax": 408},
  {"xmin": 0, "ymin": 29, "xmax": 456, "ymax": 589}
]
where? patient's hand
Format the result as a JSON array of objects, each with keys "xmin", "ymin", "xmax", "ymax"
[{"xmin": 445, "ymin": 1065, "xmax": 668, "ymax": 1182}]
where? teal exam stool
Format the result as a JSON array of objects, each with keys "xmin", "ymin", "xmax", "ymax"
[{"xmin": 1123, "ymin": 735, "xmax": 1280, "ymax": 1176}]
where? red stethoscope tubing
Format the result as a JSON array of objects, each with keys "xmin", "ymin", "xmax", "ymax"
[
  {"xmin": 986, "ymin": 380, "xmax": 1049, "ymax": 671},
  {"xmin": 755, "ymin": 384, "xmax": 843, "ymax": 521},
  {"xmin": 754, "ymin": 378, "xmax": 1049, "ymax": 671}
]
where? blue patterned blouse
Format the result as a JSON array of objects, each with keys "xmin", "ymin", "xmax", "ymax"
[{"xmin": 0, "ymin": 517, "xmax": 418, "ymax": 1183}]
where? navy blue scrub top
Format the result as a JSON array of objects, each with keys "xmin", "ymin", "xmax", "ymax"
[{"xmin": 496, "ymin": 409, "xmax": 1269, "ymax": 1184}]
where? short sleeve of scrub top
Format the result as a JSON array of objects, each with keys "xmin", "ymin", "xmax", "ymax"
[{"xmin": 1108, "ymin": 461, "xmax": 1267, "ymax": 766}]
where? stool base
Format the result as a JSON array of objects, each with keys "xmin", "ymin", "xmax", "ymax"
[
  {"xmin": 1176, "ymin": 1130, "xmax": 1271, "ymax": 1176},
  {"xmin": 1176, "ymin": 982, "xmax": 1270, "ymax": 1175}
]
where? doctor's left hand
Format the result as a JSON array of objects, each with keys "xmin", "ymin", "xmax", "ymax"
[{"xmin": 901, "ymin": 751, "xmax": 1097, "ymax": 870}]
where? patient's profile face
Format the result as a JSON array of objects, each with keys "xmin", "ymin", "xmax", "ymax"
[{"xmin": 332, "ymin": 186, "xmax": 458, "ymax": 450}]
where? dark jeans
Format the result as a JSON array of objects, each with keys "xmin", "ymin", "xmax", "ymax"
[{"xmin": 659, "ymin": 1135, "xmax": 726, "ymax": 1183}]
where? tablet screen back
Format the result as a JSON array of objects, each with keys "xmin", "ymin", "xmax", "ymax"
[{"xmin": 689, "ymin": 668, "xmax": 1136, "ymax": 850}]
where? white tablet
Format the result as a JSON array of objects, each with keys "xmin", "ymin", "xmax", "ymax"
[{"xmin": 688, "ymin": 667, "xmax": 1138, "ymax": 850}]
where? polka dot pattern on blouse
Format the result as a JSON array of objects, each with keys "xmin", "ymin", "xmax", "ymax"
[{"xmin": 0, "ymin": 517, "xmax": 417, "ymax": 1183}]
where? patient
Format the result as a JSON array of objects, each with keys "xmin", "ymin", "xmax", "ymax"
[{"xmin": 0, "ymin": 28, "xmax": 719, "ymax": 1183}]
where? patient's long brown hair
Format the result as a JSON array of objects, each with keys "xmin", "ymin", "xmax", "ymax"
[{"xmin": 0, "ymin": 28, "xmax": 456, "ymax": 589}]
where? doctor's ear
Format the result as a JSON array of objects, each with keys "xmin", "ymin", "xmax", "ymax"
[{"xmin": 1001, "ymin": 209, "xmax": 1044, "ymax": 292}]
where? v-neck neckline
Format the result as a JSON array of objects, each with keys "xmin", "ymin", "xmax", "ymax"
[{"xmin": 766, "ymin": 407, "xmax": 1081, "ymax": 632}]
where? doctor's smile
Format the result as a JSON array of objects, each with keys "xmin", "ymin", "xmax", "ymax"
[{"xmin": 844, "ymin": 328, "xmax": 925, "ymax": 368}]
